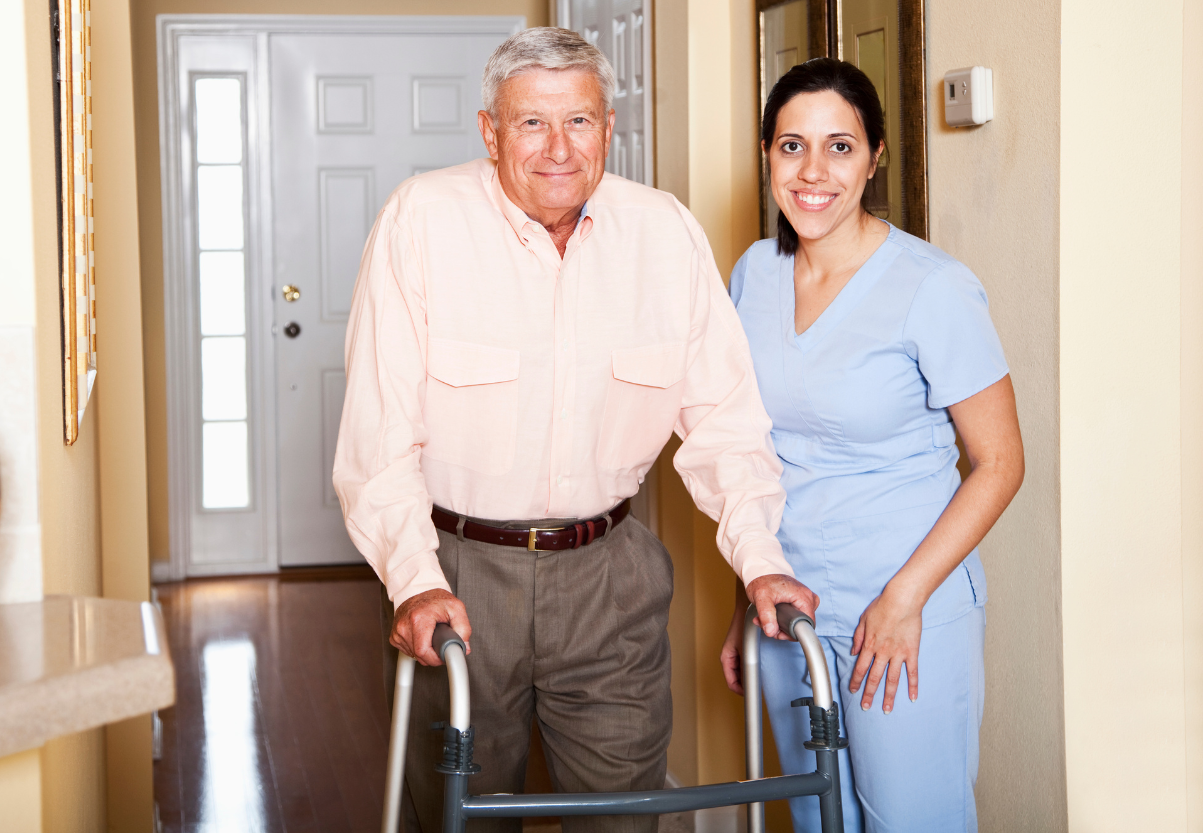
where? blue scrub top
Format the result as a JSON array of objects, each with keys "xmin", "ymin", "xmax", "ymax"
[{"xmin": 731, "ymin": 224, "xmax": 1009, "ymax": 637}]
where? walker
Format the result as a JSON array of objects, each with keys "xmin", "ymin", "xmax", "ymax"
[{"xmin": 382, "ymin": 604, "xmax": 847, "ymax": 833}]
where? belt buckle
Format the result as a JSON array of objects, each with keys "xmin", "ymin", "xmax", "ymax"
[{"xmin": 527, "ymin": 527, "xmax": 556, "ymax": 552}]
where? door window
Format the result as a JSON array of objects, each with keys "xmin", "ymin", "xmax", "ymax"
[{"xmin": 194, "ymin": 76, "xmax": 251, "ymax": 510}]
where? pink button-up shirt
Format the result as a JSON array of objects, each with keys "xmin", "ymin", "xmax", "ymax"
[{"xmin": 333, "ymin": 158, "xmax": 793, "ymax": 604}]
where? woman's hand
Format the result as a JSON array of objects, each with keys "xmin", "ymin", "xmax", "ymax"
[
  {"xmin": 849, "ymin": 583, "xmax": 923, "ymax": 713},
  {"xmin": 720, "ymin": 603, "xmax": 747, "ymax": 695}
]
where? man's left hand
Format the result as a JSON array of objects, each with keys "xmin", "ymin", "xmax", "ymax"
[{"xmin": 745, "ymin": 574, "xmax": 819, "ymax": 639}]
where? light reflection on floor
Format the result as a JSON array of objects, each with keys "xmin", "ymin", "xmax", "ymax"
[{"xmin": 199, "ymin": 639, "xmax": 267, "ymax": 833}]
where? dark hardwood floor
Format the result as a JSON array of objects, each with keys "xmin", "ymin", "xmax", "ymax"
[
  {"xmin": 155, "ymin": 570, "xmax": 394, "ymax": 833},
  {"xmin": 154, "ymin": 569, "xmax": 689, "ymax": 833}
]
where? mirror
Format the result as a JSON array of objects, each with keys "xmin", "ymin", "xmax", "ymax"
[{"xmin": 758, "ymin": 0, "xmax": 928, "ymax": 240}]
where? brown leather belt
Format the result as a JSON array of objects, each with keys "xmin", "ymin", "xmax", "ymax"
[{"xmin": 431, "ymin": 499, "xmax": 631, "ymax": 552}]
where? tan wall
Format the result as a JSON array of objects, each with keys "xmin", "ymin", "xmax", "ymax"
[
  {"xmin": 8, "ymin": 0, "xmax": 155, "ymax": 827},
  {"xmin": 1, "ymin": 0, "xmax": 59, "ymax": 824},
  {"xmin": 657, "ymin": 1, "xmax": 792, "ymax": 828},
  {"xmin": 924, "ymin": 0, "xmax": 1068, "ymax": 829},
  {"xmin": 1182, "ymin": 3, "xmax": 1203, "ymax": 828},
  {"xmin": 92, "ymin": 0, "xmax": 158, "ymax": 828},
  {"xmin": 1060, "ymin": 0, "xmax": 1201, "ymax": 829},
  {"xmin": 0, "ymin": 750, "xmax": 43, "ymax": 833},
  {"xmin": 131, "ymin": 0, "xmax": 549, "ymax": 565},
  {"xmin": 25, "ymin": 0, "xmax": 112, "ymax": 825}
]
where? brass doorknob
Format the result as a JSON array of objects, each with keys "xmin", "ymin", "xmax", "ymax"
[{"xmin": 282, "ymin": 284, "xmax": 301, "ymax": 302}]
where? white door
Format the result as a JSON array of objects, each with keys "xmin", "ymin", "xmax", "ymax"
[
  {"xmin": 269, "ymin": 30, "xmax": 510, "ymax": 565},
  {"xmin": 559, "ymin": 0, "xmax": 654, "ymax": 185},
  {"xmin": 159, "ymin": 17, "xmax": 522, "ymax": 578}
]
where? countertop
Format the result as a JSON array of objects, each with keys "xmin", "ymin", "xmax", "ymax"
[{"xmin": 0, "ymin": 595, "xmax": 175, "ymax": 757}]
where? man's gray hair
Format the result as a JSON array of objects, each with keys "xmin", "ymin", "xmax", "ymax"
[{"xmin": 482, "ymin": 27, "xmax": 616, "ymax": 116}]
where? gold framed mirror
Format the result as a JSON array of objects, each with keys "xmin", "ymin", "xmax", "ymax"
[
  {"xmin": 54, "ymin": 0, "xmax": 96, "ymax": 445},
  {"xmin": 757, "ymin": 0, "xmax": 928, "ymax": 240}
]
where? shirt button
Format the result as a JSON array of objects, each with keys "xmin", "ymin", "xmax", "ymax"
[
  {"xmin": 557, "ymin": 475, "xmax": 564, "ymax": 486},
  {"xmin": 561, "ymin": 409, "xmax": 567, "ymax": 420}
]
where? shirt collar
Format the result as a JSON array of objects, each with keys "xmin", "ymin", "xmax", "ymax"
[{"xmin": 484, "ymin": 160, "xmax": 595, "ymax": 246}]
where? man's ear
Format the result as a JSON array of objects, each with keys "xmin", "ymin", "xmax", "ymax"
[{"xmin": 478, "ymin": 110, "xmax": 500, "ymax": 160}]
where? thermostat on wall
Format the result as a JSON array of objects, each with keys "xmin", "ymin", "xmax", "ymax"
[{"xmin": 944, "ymin": 66, "xmax": 993, "ymax": 127}]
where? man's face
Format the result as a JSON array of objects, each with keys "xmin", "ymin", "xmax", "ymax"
[{"xmin": 478, "ymin": 68, "xmax": 614, "ymax": 225}]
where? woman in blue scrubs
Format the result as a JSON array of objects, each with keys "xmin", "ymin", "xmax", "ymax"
[{"xmin": 719, "ymin": 59, "xmax": 1024, "ymax": 833}]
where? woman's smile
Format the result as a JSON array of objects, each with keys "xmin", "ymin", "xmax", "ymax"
[{"xmin": 793, "ymin": 190, "xmax": 838, "ymax": 210}]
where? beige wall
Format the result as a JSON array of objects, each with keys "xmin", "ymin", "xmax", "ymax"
[
  {"xmin": 657, "ymin": 1, "xmax": 792, "ymax": 828},
  {"xmin": 131, "ymin": 0, "xmax": 549, "ymax": 566},
  {"xmin": 1182, "ymin": 3, "xmax": 1203, "ymax": 828},
  {"xmin": 92, "ymin": 0, "xmax": 158, "ymax": 827},
  {"xmin": 925, "ymin": 0, "xmax": 1067, "ymax": 829},
  {"xmin": 1, "ymin": 0, "xmax": 154, "ymax": 828},
  {"xmin": 1060, "ymin": 0, "xmax": 1202, "ymax": 829},
  {"xmin": 0, "ymin": 750, "xmax": 43, "ymax": 833},
  {"xmin": 1, "ymin": 0, "xmax": 57, "ymax": 825},
  {"xmin": 25, "ymin": 0, "xmax": 111, "ymax": 826}
]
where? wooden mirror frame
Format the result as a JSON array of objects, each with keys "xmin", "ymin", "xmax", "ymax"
[
  {"xmin": 53, "ymin": 0, "xmax": 97, "ymax": 444},
  {"xmin": 756, "ymin": 0, "xmax": 928, "ymax": 240}
]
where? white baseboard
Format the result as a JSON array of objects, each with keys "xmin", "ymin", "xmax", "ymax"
[{"xmin": 150, "ymin": 561, "xmax": 176, "ymax": 584}]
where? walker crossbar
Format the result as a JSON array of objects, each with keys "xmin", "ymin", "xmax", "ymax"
[
  {"xmin": 382, "ymin": 604, "xmax": 845, "ymax": 833},
  {"xmin": 460, "ymin": 772, "xmax": 831, "ymax": 817}
]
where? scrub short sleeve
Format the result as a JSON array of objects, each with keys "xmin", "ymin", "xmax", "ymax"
[{"xmin": 902, "ymin": 261, "xmax": 1009, "ymax": 409}]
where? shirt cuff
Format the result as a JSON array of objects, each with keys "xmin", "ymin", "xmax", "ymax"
[
  {"xmin": 734, "ymin": 539, "xmax": 795, "ymax": 587},
  {"xmin": 386, "ymin": 571, "xmax": 453, "ymax": 609}
]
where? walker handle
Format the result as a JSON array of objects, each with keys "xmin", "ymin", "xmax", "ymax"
[
  {"xmin": 432, "ymin": 622, "xmax": 466, "ymax": 662},
  {"xmin": 775, "ymin": 603, "xmax": 815, "ymax": 640}
]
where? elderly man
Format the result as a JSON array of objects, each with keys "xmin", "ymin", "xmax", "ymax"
[{"xmin": 334, "ymin": 27, "xmax": 814, "ymax": 833}]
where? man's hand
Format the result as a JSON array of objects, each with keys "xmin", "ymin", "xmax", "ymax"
[
  {"xmin": 391, "ymin": 589, "xmax": 472, "ymax": 666},
  {"xmin": 745, "ymin": 574, "xmax": 819, "ymax": 640}
]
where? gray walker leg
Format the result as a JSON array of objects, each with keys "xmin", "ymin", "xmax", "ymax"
[
  {"xmin": 382, "ymin": 626, "xmax": 470, "ymax": 833},
  {"xmin": 382, "ymin": 609, "xmax": 845, "ymax": 833},
  {"xmin": 744, "ymin": 604, "xmax": 845, "ymax": 833},
  {"xmin": 382, "ymin": 655, "xmax": 415, "ymax": 833}
]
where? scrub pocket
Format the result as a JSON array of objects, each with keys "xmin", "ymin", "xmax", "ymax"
[
  {"xmin": 423, "ymin": 337, "xmax": 521, "ymax": 476},
  {"xmin": 821, "ymin": 500, "xmax": 978, "ymax": 634},
  {"xmin": 597, "ymin": 343, "xmax": 687, "ymax": 472}
]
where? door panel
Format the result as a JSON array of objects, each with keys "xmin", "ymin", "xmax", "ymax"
[
  {"xmin": 563, "ymin": 0, "xmax": 654, "ymax": 185},
  {"xmin": 269, "ymin": 31, "xmax": 510, "ymax": 566}
]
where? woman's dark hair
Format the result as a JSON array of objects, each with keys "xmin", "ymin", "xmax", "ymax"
[{"xmin": 762, "ymin": 57, "xmax": 886, "ymax": 255}]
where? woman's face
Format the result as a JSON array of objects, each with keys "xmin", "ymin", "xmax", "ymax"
[{"xmin": 766, "ymin": 89, "xmax": 882, "ymax": 243}]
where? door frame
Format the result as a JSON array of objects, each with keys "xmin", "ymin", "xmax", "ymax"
[{"xmin": 157, "ymin": 15, "xmax": 525, "ymax": 581}]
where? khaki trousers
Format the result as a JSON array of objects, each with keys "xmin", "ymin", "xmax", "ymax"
[{"xmin": 380, "ymin": 516, "xmax": 674, "ymax": 833}]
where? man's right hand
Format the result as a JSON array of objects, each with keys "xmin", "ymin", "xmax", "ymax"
[{"xmin": 390, "ymin": 589, "xmax": 472, "ymax": 666}]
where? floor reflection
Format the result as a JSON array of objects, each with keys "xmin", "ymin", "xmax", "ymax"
[{"xmin": 200, "ymin": 639, "xmax": 266, "ymax": 832}]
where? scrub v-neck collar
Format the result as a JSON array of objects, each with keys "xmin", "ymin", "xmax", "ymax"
[{"xmin": 780, "ymin": 222, "xmax": 898, "ymax": 354}]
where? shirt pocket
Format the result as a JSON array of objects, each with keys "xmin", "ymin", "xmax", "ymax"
[
  {"xmin": 422, "ymin": 337, "xmax": 521, "ymax": 476},
  {"xmin": 597, "ymin": 343, "xmax": 687, "ymax": 472}
]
